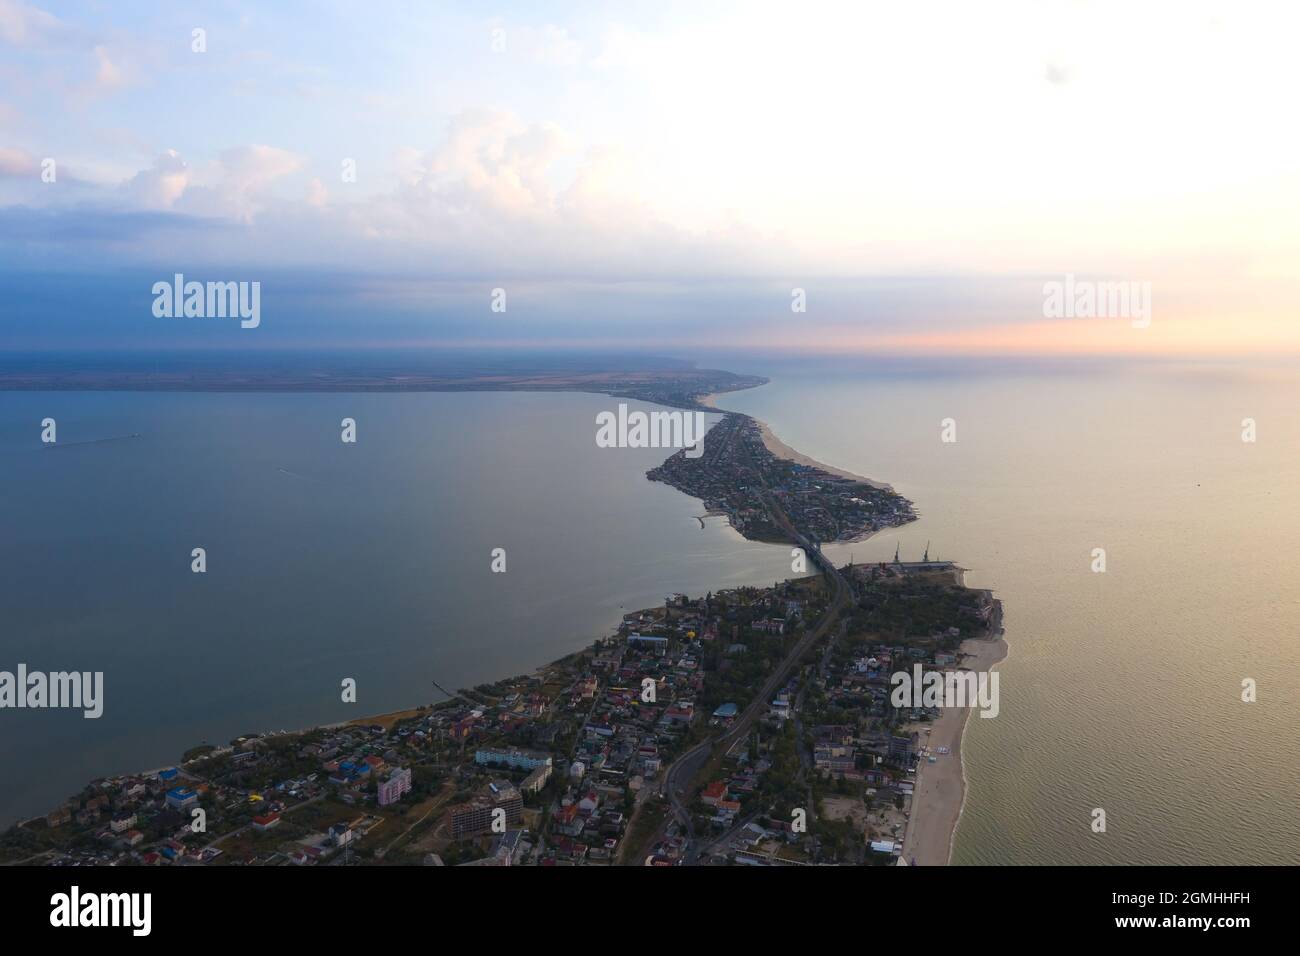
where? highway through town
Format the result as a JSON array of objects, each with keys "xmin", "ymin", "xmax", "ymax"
[{"xmin": 633, "ymin": 477, "xmax": 855, "ymax": 864}]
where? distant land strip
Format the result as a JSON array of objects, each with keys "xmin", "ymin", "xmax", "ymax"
[{"xmin": 0, "ymin": 360, "xmax": 766, "ymax": 410}]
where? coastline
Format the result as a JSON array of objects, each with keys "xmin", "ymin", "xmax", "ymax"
[
  {"xmin": 699, "ymin": 392, "xmax": 893, "ymax": 491},
  {"xmin": 385, "ymin": 388, "xmax": 975, "ymax": 864},
  {"xmin": 8, "ymin": 374, "xmax": 995, "ymax": 863},
  {"xmin": 901, "ymin": 624, "xmax": 1008, "ymax": 865},
  {"xmin": 702, "ymin": 384, "xmax": 998, "ymax": 865}
]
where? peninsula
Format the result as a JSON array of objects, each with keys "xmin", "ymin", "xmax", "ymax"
[{"xmin": 0, "ymin": 359, "xmax": 1002, "ymax": 867}]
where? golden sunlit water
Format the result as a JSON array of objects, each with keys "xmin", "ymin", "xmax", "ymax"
[{"xmin": 722, "ymin": 358, "xmax": 1300, "ymax": 865}]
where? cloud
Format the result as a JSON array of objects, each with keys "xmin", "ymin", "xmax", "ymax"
[
  {"xmin": 487, "ymin": 19, "xmax": 581, "ymax": 67},
  {"xmin": 119, "ymin": 144, "xmax": 303, "ymax": 219},
  {"xmin": 1045, "ymin": 62, "xmax": 1071, "ymax": 86},
  {"xmin": 519, "ymin": 24, "xmax": 581, "ymax": 67},
  {"xmin": 0, "ymin": 0, "xmax": 63, "ymax": 47},
  {"xmin": 414, "ymin": 109, "xmax": 573, "ymax": 216},
  {"xmin": 174, "ymin": 144, "xmax": 304, "ymax": 221},
  {"xmin": 66, "ymin": 42, "xmax": 146, "ymax": 107},
  {"xmin": 91, "ymin": 44, "xmax": 128, "ymax": 92},
  {"xmin": 0, "ymin": 6, "xmax": 147, "ymax": 121},
  {"xmin": 319, "ymin": 110, "xmax": 752, "ymax": 279},
  {"xmin": 123, "ymin": 149, "xmax": 189, "ymax": 208},
  {"xmin": 0, "ymin": 145, "xmax": 37, "ymax": 177},
  {"xmin": 589, "ymin": 25, "xmax": 657, "ymax": 72},
  {"xmin": 305, "ymin": 177, "xmax": 328, "ymax": 207},
  {"xmin": 3, "ymin": 112, "xmax": 771, "ymax": 280},
  {"xmin": 214, "ymin": 144, "xmax": 303, "ymax": 194}
]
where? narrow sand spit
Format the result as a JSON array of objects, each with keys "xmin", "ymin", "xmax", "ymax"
[{"xmin": 699, "ymin": 392, "xmax": 893, "ymax": 490}]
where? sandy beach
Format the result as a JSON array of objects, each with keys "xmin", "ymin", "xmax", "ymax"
[
  {"xmin": 699, "ymin": 392, "xmax": 893, "ymax": 490},
  {"xmin": 900, "ymin": 633, "xmax": 1008, "ymax": 865}
]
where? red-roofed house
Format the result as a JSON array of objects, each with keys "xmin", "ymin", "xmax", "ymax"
[{"xmin": 701, "ymin": 781, "xmax": 727, "ymax": 806}]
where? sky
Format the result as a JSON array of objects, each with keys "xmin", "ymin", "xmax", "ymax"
[{"xmin": 2, "ymin": 0, "xmax": 1299, "ymax": 357}]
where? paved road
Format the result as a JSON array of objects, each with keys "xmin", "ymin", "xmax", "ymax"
[
  {"xmin": 630, "ymin": 418, "xmax": 860, "ymax": 865},
  {"xmin": 642, "ymin": 498, "xmax": 854, "ymax": 864}
]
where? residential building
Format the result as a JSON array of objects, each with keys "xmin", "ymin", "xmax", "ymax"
[
  {"xmin": 473, "ymin": 747, "xmax": 553, "ymax": 772},
  {"xmin": 45, "ymin": 806, "xmax": 71, "ymax": 828},
  {"xmin": 888, "ymin": 733, "xmax": 918, "ymax": 764},
  {"xmin": 450, "ymin": 780, "xmax": 523, "ymax": 839},
  {"xmin": 377, "ymin": 766, "xmax": 412, "ymax": 806},
  {"xmin": 165, "ymin": 787, "xmax": 198, "ymax": 811},
  {"xmin": 521, "ymin": 763, "xmax": 552, "ymax": 794}
]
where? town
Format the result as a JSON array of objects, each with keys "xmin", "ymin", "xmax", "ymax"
[
  {"xmin": 648, "ymin": 411, "xmax": 915, "ymax": 545},
  {"xmin": 0, "ymin": 386, "xmax": 993, "ymax": 868},
  {"xmin": 0, "ymin": 555, "xmax": 999, "ymax": 867}
]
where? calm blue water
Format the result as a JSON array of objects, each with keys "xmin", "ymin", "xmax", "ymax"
[{"xmin": 0, "ymin": 390, "xmax": 794, "ymax": 826}]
